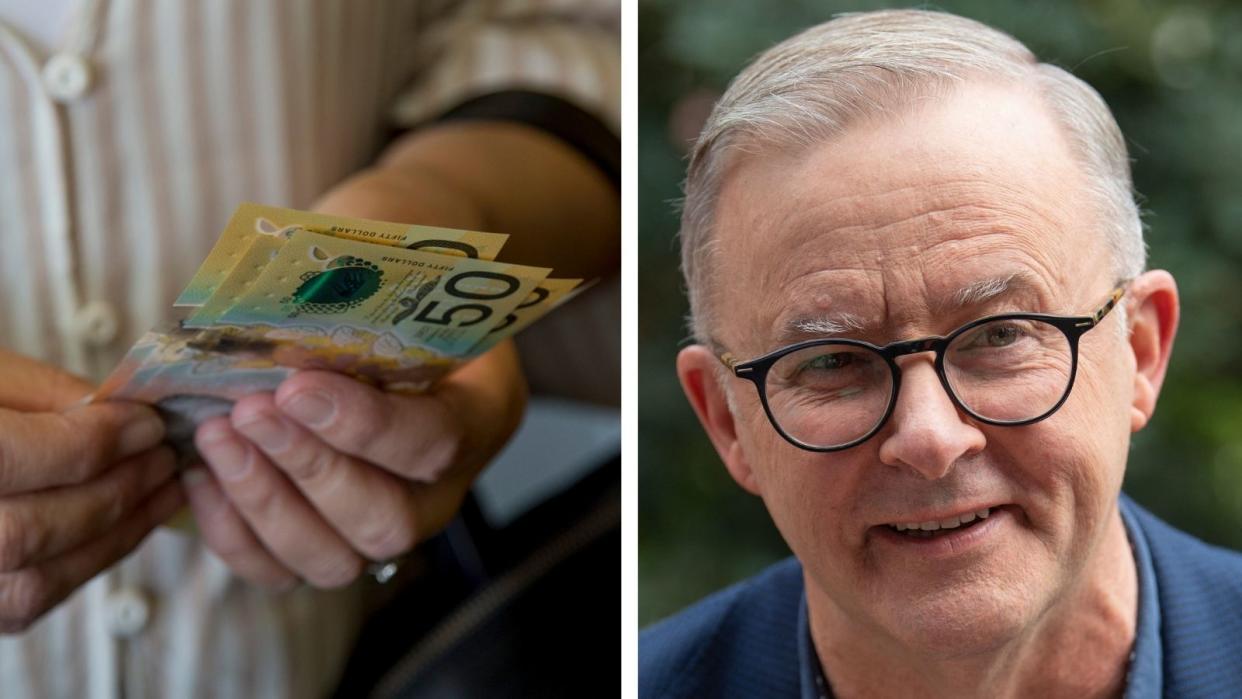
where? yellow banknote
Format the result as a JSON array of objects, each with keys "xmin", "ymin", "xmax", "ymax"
[
  {"xmin": 470, "ymin": 277, "xmax": 588, "ymax": 354},
  {"xmin": 209, "ymin": 229, "xmax": 552, "ymax": 356},
  {"xmin": 184, "ymin": 234, "xmax": 285, "ymax": 326},
  {"xmin": 175, "ymin": 202, "xmax": 511, "ymax": 307}
]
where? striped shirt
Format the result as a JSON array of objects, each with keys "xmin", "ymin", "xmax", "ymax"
[{"xmin": 0, "ymin": 1, "xmax": 618, "ymax": 697}]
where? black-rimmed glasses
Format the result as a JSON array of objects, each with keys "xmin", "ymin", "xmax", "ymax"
[{"xmin": 717, "ymin": 285, "xmax": 1126, "ymax": 452}]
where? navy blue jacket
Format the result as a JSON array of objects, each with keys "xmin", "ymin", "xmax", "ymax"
[{"xmin": 640, "ymin": 496, "xmax": 1242, "ymax": 698}]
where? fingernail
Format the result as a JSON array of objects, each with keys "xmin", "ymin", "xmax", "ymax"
[
  {"xmin": 282, "ymin": 391, "xmax": 335, "ymax": 429},
  {"xmin": 180, "ymin": 467, "xmax": 209, "ymax": 489},
  {"xmin": 236, "ymin": 415, "xmax": 292, "ymax": 452},
  {"xmin": 119, "ymin": 414, "xmax": 166, "ymax": 457},
  {"xmin": 201, "ymin": 431, "xmax": 251, "ymax": 481}
]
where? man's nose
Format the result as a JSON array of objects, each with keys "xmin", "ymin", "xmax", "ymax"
[{"xmin": 877, "ymin": 355, "xmax": 986, "ymax": 479}]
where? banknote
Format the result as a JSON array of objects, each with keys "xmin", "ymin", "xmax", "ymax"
[
  {"xmin": 95, "ymin": 320, "xmax": 469, "ymax": 457},
  {"xmin": 470, "ymin": 277, "xmax": 588, "ymax": 354},
  {"xmin": 175, "ymin": 202, "xmax": 510, "ymax": 307},
  {"xmin": 201, "ymin": 228, "xmax": 552, "ymax": 356},
  {"xmin": 95, "ymin": 203, "xmax": 587, "ymax": 466},
  {"xmin": 98, "ymin": 281, "xmax": 586, "ymax": 416},
  {"xmin": 95, "ymin": 322, "xmax": 298, "ymax": 462},
  {"xmin": 98, "ymin": 322, "xmax": 463, "ymax": 402},
  {"xmin": 184, "ymin": 234, "xmax": 285, "ymax": 327}
]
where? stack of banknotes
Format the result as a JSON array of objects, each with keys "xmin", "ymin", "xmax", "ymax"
[{"xmin": 94, "ymin": 203, "xmax": 585, "ymax": 458}]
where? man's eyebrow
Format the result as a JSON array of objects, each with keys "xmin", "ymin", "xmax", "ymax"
[
  {"xmin": 777, "ymin": 272, "xmax": 1044, "ymax": 344},
  {"xmin": 789, "ymin": 313, "xmax": 867, "ymax": 336},
  {"xmin": 778, "ymin": 312, "xmax": 870, "ymax": 344},
  {"xmin": 939, "ymin": 272, "xmax": 1043, "ymax": 313}
]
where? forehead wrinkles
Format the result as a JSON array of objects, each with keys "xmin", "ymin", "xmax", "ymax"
[
  {"xmin": 771, "ymin": 215, "xmax": 1065, "ymax": 321},
  {"xmin": 722, "ymin": 225, "xmax": 1073, "ymax": 355},
  {"xmin": 713, "ymin": 216, "xmax": 1061, "ymax": 350},
  {"xmin": 777, "ymin": 172, "xmax": 1069, "ymax": 257},
  {"xmin": 757, "ymin": 148, "xmax": 1068, "ymax": 251},
  {"xmin": 706, "ymin": 84, "xmax": 1097, "ymax": 346},
  {"xmin": 777, "ymin": 231, "xmax": 1061, "ymax": 314}
]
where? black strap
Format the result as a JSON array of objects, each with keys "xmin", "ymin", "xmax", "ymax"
[{"xmin": 436, "ymin": 90, "xmax": 620, "ymax": 189}]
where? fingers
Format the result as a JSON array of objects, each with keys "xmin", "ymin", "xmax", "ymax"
[
  {"xmin": 195, "ymin": 346, "xmax": 528, "ymax": 589},
  {"xmin": 180, "ymin": 468, "xmax": 297, "ymax": 589},
  {"xmin": 232, "ymin": 394, "xmax": 420, "ymax": 561},
  {"xmin": 0, "ymin": 350, "xmax": 94, "ymax": 411},
  {"xmin": 194, "ymin": 418, "xmax": 364, "ymax": 588},
  {"xmin": 0, "ymin": 447, "xmax": 176, "ymax": 573},
  {"xmin": 424, "ymin": 340, "xmax": 527, "ymax": 469},
  {"xmin": 0, "ymin": 479, "xmax": 184, "ymax": 634},
  {"xmin": 0, "ymin": 403, "xmax": 166, "ymax": 494},
  {"xmin": 273, "ymin": 371, "xmax": 463, "ymax": 482}
]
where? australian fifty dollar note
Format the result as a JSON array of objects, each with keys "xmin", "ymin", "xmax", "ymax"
[
  {"xmin": 93, "ymin": 204, "xmax": 587, "ymax": 462},
  {"xmin": 176, "ymin": 202, "xmax": 512, "ymax": 306}
]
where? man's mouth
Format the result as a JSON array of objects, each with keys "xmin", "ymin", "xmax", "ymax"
[{"xmin": 884, "ymin": 506, "xmax": 994, "ymax": 539}]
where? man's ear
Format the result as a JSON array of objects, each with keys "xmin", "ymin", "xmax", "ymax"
[
  {"xmin": 676, "ymin": 345, "xmax": 762, "ymax": 495},
  {"xmin": 1126, "ymin": 270, "xmax": 1179, "ymax": 433}
]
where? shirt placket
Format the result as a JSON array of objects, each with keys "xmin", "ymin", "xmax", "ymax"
[
  {"xmin": 0, "ymin": 2, "xmax": 128, "ymax": 698},
  {"xmin": 8, "ymin": 0, "xmax": 120, "ymax": 376}
]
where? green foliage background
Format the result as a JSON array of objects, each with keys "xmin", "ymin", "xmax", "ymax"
[{"xmin": 639, "ymin": 0, "xmax": 1242, "ymax": 625}]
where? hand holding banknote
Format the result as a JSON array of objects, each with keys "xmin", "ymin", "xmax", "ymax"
[
  {"xmin": 92, "ymin": 113, "xmax": 617, "ymax": 591},
  {"xmin": 89, "ymin": 185, "xmax": 550, "ymax": 588},
  {"xmin": 0, "ymin": 350, "xmax": 184, "ymax": 631},
  {"xmin": 93, "ymin": 202, "xmax": 581, "ymax": 589},
  {"xmin": 181, "ymin": 342, "xmax": 525, "ymax": 589}
]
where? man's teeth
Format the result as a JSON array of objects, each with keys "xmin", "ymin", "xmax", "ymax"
[{"xmin": 890, "ymin": 507, "xmax": 992, "ymax": 532}]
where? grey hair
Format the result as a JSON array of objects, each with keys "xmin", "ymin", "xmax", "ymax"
[{"xmin": 680, "ymin": 9, "xmax": 1146, "ymax": 345}]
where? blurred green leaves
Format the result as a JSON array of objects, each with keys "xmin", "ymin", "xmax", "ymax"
[{"xmin": 639, "ymin": 0, "xmax": 1242, "ymax": 625}]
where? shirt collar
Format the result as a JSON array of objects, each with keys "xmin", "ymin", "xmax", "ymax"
[
  {"xmin": 797, "ymin": 595, "xmax": 823, "ymax": 699},
  {"xmin": 798, "ymin": 496, "xmax": 1164, "ymax": 698},
  {"xmin": 1119, "ymin": 494, "xmax": 1164, "ymax": 698}
]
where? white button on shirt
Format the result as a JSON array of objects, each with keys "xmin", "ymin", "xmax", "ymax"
[
  {"xmin": 0, "ymin": 1, "xmax": 619, "ymax": 698},
  {"xmin": 104, "ymin": 587, "xmax": 150, "ymax": 638},
  {"xmin": 41, "ymin": 52, "xmax": 92, "ymax": 101},
  {"xmin": 70, "ymin": 300, "xmax": 119, "ymax": 346}
]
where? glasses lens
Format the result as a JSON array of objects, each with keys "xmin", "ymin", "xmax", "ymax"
[
  {"xmin": 765, "ymin": 343, "xmax": 893, "ymax": 448},
  {"xmin": 943, "ymin": 318, "xmax": 1073, "ymax": 422}
]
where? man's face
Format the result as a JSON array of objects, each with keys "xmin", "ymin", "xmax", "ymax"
[{"xmin": 704, "ymin": 82, "xmax": 1138, "ymax": 653}]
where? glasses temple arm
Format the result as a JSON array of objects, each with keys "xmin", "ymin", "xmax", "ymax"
[{"xmin": 1088, "ymin": 284, "xmax": 1127, "ymax": 326}]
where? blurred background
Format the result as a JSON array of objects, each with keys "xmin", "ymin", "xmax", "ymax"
[{"xmin": 639, "ymin": 0, "xmax": 1242, "ymax": 625}]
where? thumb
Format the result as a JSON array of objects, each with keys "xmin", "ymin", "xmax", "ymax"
[
  {"xmin": 0, "ymin": 349, "xmax": 94, "ymax": 411},
  {"xmin": 0, "ymin": 402, "xmax": 165, "ymax": 494}
]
